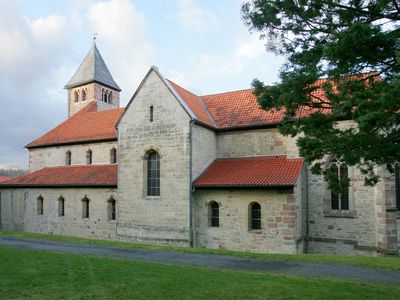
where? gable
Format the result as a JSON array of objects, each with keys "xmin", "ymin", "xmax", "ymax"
[{"xmin": 116, "ymin": 67, "xmax": 193, "ymax": 129}]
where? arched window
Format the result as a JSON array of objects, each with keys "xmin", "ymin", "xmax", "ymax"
[
  {"xmin": 37, "ymin": 196, "xmax": 44, "ymax": 215},
  {"xmin": 110, "ymin": 148, "xmax": 117, "ymax": 164},
  {"xmin": 146, "ymin": 151, "xmax": 160, "ymax": 196},
  {"xmin": 108, "ymin": 198, "xmax": 116, "ymax": 221},
  {"xmin": 249, "ymin": 202, "xmax": 261, "ymax": 230},
  {"xmin": 65, "ymin": 151, "xmax": 71, "ymax": 166},
  {"xmin": 82, "ymin": 197, "xmax": 90, "ymax": 219},
  {"xmin": 82, "ymin": 89, "xmax": 86, "ymax": 101},
  {"xmin": 58, "ymin": 196, "xmax": 65, "ymax": 217},
  {"xmin": 101, "ymin": 88, "xmax": 105, "ymax": 102},
  {"xmin": 86, "ymin": 149, "xmax": 92, "ymax": 165},
  {"xmin": 74, "ymin": 90, "xmax": 79, "ymax": 102},
  {"xmin": 331, "ymin": 164, "xmax": 349, "ymax": 210},
  {"xmin": 109, "ymin": 91, "xmax": 112, "ymax": 104},
  {"xmin": 209, "ymin": 201, "xmax": 219, "ymax": 227}
]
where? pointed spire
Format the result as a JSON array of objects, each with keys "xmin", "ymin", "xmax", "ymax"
[{"xmin": 64, "ymin": 42, "xmax": 121, "ymax": 91}]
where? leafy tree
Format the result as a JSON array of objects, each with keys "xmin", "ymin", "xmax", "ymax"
[{"xmin": 241, "ymin": 0, "xmax": 400, "ymax": 190}]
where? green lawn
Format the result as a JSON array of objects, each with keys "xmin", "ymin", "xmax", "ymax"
[
  {"xmin": 0, "ymin": 246, "xmax": 399, "ymax": 299},
  {"xmin": 1, "ymin": 230, "xmax": 400, "ymax": 270}
]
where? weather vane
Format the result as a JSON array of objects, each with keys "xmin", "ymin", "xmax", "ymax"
[{"xmin": 93, "ymin": 32, "xmax": 98, "ymax": 43}]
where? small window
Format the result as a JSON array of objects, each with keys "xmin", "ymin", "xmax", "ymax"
[
  {"xmin": 82, "ymin": 197, "xmax": 89, "ymax": 219},
  {"xmin": 250, "ymin": 202, "xmax": 261, "ymax": 230},
  {"xmin": 395, "ymin": 166, "xmax": 400, "ymax": 209},
  {"xmin": 82, "ymin": 89, "xmax": 86, "ymax": 101},
  {"xmin": 74, "ymin": 90, "xmax": 79, "ymax": 102},
  {"xmin": 110, "ymin": 148, "xmax": 117, "ymax": 164},
  {"xmin": 86, "ymin": 149, "xmax": 92, "ymax": 165},
  {"xmin": 65, "ymin": 151, "xmax": 71, "ymax": 166},
  {"xmin": 58, "ymin": 196, "xmax": 65, "ymax": 217},
  {"xmin": 147, "ymin": 151, "xmax": 160, "ymax": 196},
  {"xmin": 37, "ymin": 196, "xmax": 44, "ymax": 215},
  {"xmin": 209, "ymin": 201, "xmax": 219, "ymax": 227},
  {"xmin": 150, "ymin": 106, "xmax": 154, "ymax": 122},
  {"xmin": 108, "ymin": 198, "xmax": 116, "ymax": 221},
  {"xmin": 331, "ymin": 164, "xmax": 349, "ymax": 210},
  {"xmin": 109, "ymin": 91, "xmax": 112, "ymax": 104}
]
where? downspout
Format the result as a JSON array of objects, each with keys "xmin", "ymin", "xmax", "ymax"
[
  {"xmin": 189, "ymin": 120, "xmax": 195, "ymax": 247},
  {"xmin": 305, "ymin": 164, "xmax": 310, "ymax": 253}
]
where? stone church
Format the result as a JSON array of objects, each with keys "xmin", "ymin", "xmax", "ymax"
[{"xmin": 0, "ymin": 43, "xmax": 399, "ymax": 256}]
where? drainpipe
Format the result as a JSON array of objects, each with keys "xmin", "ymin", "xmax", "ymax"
[
  {"xmin": 305, "ymin": 164, "xmax": 310, "ymax": 253},
  {"xmin": 189, "ymin": 120, "xmax": 195, "ymax": 247}
]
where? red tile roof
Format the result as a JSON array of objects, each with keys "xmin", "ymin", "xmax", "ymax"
[
  {"xmin": 201, "ymin": 88, "xmax": 286, "ymax": 129},
  {"xmin": 26, "ymin": 102, "xmax": 124, "ymax": 148},
  {"xmin": 168, "ymin": 80, "xmax": 215, "ymax": 127},
  {"xmin": 0, "ymin": 176, "xmax": 11, "ymax": 183},
  {"xmin": 0, "ymin": 165, "xmax": 117, "ymax": 187},
  {"xmin": 194, "ymin": 156, "xmax": 303, "ymax": 187}
]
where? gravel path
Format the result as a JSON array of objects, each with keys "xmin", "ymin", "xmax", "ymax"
[{"xmin": 1, "ymin": 236, "xmax": 400, "ymax": 284}]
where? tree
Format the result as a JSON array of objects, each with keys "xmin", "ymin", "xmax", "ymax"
[{"xmin": 241, "ymin": 0, "xmax": 400, "ymax": 191}]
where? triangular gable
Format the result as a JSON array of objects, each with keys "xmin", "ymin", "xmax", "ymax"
[{"xmin": 116, "ymin": 66, "xmax": 197, "ymax": 128}]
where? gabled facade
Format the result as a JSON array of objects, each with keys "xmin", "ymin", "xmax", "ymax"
[{"xmin": 1, "ymin": 44, "xmax": 399, "ymax": 255}]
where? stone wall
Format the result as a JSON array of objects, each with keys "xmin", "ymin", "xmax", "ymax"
[
  {"xmin": 0, "ymin": 188, "xmax": 117, "ymax": 240},
  {"xmin": 117, "ymin": 69, "xmax": 192, "ymax": 246},
  {"xmin": 192, "ymin": 124, "xmax": 216, "ymax": 179},
  {"xmin": 194, "ymin": 189, "xmax": 301, "ymax": 254},
  {"xmin": 307, "ymin": 166, "xmax": 380, "ymax": 255},
  {"xmin": 29, "ymin": 141, "xmax": 117, "ymax": 172}
]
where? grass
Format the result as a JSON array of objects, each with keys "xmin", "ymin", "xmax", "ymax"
[
  {"xmin": 1, "ymin": 246, "xmax": 400, "ymax": 299},
  {"xmin": 1, "ymin": 229, "xmax": 400, "ymax": 270}
]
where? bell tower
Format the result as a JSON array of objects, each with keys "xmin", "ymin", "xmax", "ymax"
[{"xmin": 64, "ymin": 41, "xmax": 121, "ymax": 117}]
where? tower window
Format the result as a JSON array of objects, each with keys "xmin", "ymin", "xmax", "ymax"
[
  {"xmin": 37, "ymin": 196, "xmax": 44, "ymax": 215},
  {"xmin": 110, "ymin": 148, "xmax": 117, "ymax": 164},
  {"xmin": 331, "ymin": 164, "xmax": 349, "ymax": 210},
  {"xmin": 109, "ymin": 91, "xmax": 112, "ymax": 104},
  {"xmin": 108, "ymin": 198, "xmax": 116, "ymax": 221},
  {"xmin": 150, "ymin": 106, "xmax": 154, "ymax": 122},
  {"xmin": 102, "ymin": 88, "xmax": 105, "ymax": 102},
  {"xmin": 249, "ymin": 202, "xmax": 261, "ymax": 230},
  {"xmin": 58, "ymin": 196, "xmax": 65, "ymax": 217},
  {"xmin": 146, "ymin": 151, "xmax": 160, "ymax": 196},
  {"xmin": 82, "ymin": 89, "xmax": 86, "ymax": 101},
  {"xmin": 74, "ymin": 90, "xmax": 79, "ymax": 102},
  {"xmin": 65, "ymin": 151, "xmax": 71, "ymax": 166},
  {"xmin": 86, "ymin": 149, "xmax": 92, "ymax": 165},
  {"xmin": 82, "ymin": 197, "xmax": 90, "ymax": 219},
  {"xmin": 209, "ymin": 201, "xmax": 219, "ymax": 227}
]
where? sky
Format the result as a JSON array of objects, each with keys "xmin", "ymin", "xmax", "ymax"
[{"xmin": 0, "ymin": 0, "xmax": 285, "ymax": 169}]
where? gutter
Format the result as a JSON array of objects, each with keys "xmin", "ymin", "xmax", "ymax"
[
  {"xmin": 305, "ymin": 163, "xmax": 310, "ymax": 253},
  {"xmin": 189, "ymin": 120, "xmax": 195, "ymax": 248}
]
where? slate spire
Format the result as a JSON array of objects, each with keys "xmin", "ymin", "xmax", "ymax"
[{"xmin": 64, "ymin": 41, "xmax": 121, "ymax": 91}]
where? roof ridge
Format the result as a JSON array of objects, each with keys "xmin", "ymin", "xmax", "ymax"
[{"xmin": 201, "ymin": 87, "xmax": 254, "ymax": 98}]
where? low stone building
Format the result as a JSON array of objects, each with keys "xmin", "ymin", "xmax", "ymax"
[{"xmin": 0, "ymin": 43, "xmax": 399, "ymax": 256}]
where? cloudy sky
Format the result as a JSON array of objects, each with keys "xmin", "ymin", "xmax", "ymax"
[{"xmin": 0, "ymin": 0, "xmax": 285, "ymax": 169}]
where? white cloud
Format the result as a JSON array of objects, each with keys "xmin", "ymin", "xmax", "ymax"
[
  {"xmin": 174, "ymin": 0, "xmax": 219, "ymax": 31},
  {"xmin": 86, "ymin": 0, "xmax": 153, "ymax": 104}
]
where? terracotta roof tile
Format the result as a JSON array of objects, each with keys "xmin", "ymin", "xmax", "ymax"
[
  {"xmin": 27, "ymin": 102, "xmax": 124, "ymax": 148},
  {"xmin": 167, "ymin": 80, "xmax": 215, "ymax": 127},
  {"xmin": 201, "ymin": 88, "xmax": 286, "ymax": 128},
  {"xmin": 194, "ymin": 156, "xmax": 303, "ymax": 187},
  {"xmin": 0, "ymin": 176, "xmax": 11, "ymax": 183},
  {"xmin": 0, "ymin": 165, "xmax": 117, "ymax": 187}
]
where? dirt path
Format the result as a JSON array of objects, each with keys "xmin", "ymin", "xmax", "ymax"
[{"xmin": 1, "ymin": 236, "xmax": 400, "ymax": 284}]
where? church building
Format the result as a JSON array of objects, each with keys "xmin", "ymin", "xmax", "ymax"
[{"xmin": 0, "ymin": 43, "xmax": 399, "ymax": 256}]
